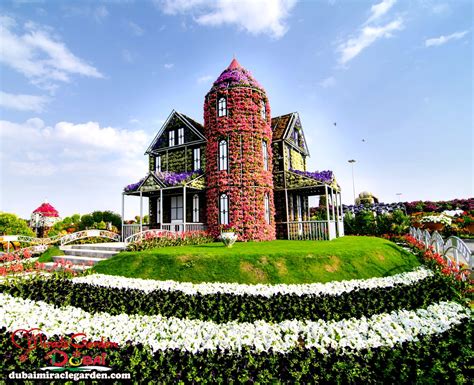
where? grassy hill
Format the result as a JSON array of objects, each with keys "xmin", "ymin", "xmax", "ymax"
[{"xmin": 93, "ymin": 236, "xmax": 420, "ymax": 284}]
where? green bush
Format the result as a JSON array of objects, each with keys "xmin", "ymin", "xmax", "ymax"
[
  {"xmin": 127, "ymin": 231, "xmax": 213, "ymax": 251},
  {"xmin": 0, "ymin": 212, "xmax": 35, "ymax": 237},
  {"xmin": 344, "ymin": 209, "xmax": 410, "ymax": 236}
]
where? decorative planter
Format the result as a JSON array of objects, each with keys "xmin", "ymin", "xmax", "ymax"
[
  {"xmin": 221, "ymin": 232, "xmax": 238, "ymax": 248},
  {"xmin": 465, "ymin": 223, "xmax": 474, "ymax": 234},
  {"xmin": 422, "ymin": 222, "xmax": 444, "ymax": 231}
]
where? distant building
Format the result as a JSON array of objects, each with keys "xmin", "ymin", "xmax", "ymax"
[
  {"xmin": 30, "ymin": 200, "xmax": 61, "ymax": 237},
  {"xmin": 123, "ymin": 59, "xmax": 344, "ymax": 241}
]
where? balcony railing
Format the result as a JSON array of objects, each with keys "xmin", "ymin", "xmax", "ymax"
[
  {"xmin": 122, "ymin": 223, "xmax": 206, "ymax": 239},
  {"xmin": 278, "ymin": 220, "xmax": 334, "ymax": 241}
]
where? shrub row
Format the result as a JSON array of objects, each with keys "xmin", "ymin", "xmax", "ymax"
[
  {"xmin": 1, "ymin": 319, "xmax": 471, "ymax": 384},
  {"xmin": 0, "ymin": 274, "xmax": 455, "ymax": 323},
  {"xmin": 126, "ymin": 230, "xmax": 213, "ymax": 251}
]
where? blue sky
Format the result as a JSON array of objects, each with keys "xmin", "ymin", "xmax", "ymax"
[{"xmin": 0, "ymin": 0, "xmax": 472, "ymax": 219}]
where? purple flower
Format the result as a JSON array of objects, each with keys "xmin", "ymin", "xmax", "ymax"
[
  {"xmin": 155, "ymin": 169, "xmax": 203, "ymax": 186},
  {"xmin": 290, "ymin": 168, "xmax": 334, "ymax": 184},
  {"xmin": 124, "ymin": 178, "xmax": 145, "ymax": 192}
]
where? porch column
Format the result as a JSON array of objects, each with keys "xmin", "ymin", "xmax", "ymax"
[
  {"xmin": 121, "ymin": 192, "xmax": 125, "ymax": 241},
  {"xmin": 325, "ymin": 185, "xmax": 330, "ymax": 223},
  {"xmin": 183, "ymin": 186, "xmax": 187, "ymax": 232},
  {"xmin": 139, "ymin": 191, "xmax": 143, "ymax": 232},
  {"xmin": 160, "ymin": 189, "xmax": 163, "ymax": 229},
  {"xmin": 331, "ymin": 188, "xmax": 336, "ymax": 222},
  {"xmin": 285, "ymin": 189, "xmax": 290, "ymax": 239}
]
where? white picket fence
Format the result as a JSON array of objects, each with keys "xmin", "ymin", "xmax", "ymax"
[{"xmin": 409, "ymin": 227, "xmax": 473, "ymax": 276}]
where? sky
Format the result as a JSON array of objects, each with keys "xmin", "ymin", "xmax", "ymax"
[{"xmin": 0, "ymin": 0, "xmax": 472, "ymax": 220}]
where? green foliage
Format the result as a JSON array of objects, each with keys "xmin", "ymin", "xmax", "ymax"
[
  {"xmin": 344, "ymin": 209, "xmax": 411, "ymax": 236},
  {"xmin": 95, "ymin": 237, "xmax": 420, "ymax": 284},
  {"xmin": 48, "ymin": 211, "xmax": 122, "ymax": 236},
  {"xmin": 0, "ymin": 273, "xmax": 453, "ymax": 324},
  {"xmin": 1, "ymin": 321, "xmax": 470, "ymax": 384},
  {"xmin": 127, "ymin": 231, "xmax": 213, "ymax": 252},
  {"xmin": 0, "ymin": 212, "xmax": 35, "ymax": 237},
  {"xmin": 37, "ymin": 246, "xmax": 64, "ymax": 263}
]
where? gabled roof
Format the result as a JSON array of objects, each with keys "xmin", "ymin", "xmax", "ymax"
[
  {"xmin": 33, "ymin": 201, "xmax": 59, "ymax": 217},
  {"xmin": 271, "ymin": 112, "xmax": 310, "ymax": 155},
  {"xmin": 145, "ymin": 110, "xmax": 205, "ymax": 154}
]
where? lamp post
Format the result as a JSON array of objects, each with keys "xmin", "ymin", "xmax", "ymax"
[
  {"xmin": 348, "ymin": 159, "xmax": 356, "ymax": 204},
  {"xmin": 396, "ymin": 193, "xmax": 402, "ymax": 202}
]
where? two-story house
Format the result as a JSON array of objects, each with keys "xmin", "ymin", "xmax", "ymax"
[{"xmin": 122, "ymin": 59, "xmax": 344, "ymax": 241}]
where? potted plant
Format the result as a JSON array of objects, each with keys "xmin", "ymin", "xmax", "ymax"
[
  {"xmin": 220, "ymin": 224, "xmax": 238, "ymax": 247},
  {"xmin": 420, "ymin": 214, "xmax": 452, "ymax": 231}
]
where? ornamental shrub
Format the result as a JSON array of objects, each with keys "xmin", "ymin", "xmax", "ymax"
[
  {"xmin": 127, "ymin": 231, "xmax": 213, "ymax": 251},
  {"xmin": 0, "ymin": 212, "xmax": 35, "ymax": 237}
]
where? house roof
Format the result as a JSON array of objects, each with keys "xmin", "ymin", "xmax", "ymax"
[
  {"xmin": 32, "ymin": 202, "xmax": 59, "ymax": 217},
  {"xmin": 208, "ymin": 58, "xmax": 264, "ymax": 93},
  {"xmin": 271, "ymin": 113, "xmax": 294, "ymax": 140},
  {"xmin": 145, "ymin": 110, "xmax": 205, "ymax": 154}
]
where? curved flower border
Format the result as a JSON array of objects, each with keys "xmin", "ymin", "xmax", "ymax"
[
  {"xmin": 71, "ymin": 266, "xmax": 433, "ymax": 298},
  {"xmin": 0, "ymin": 293, "xmax": 468, "ymax": 354}
]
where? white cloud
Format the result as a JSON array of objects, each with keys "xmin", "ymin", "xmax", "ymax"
[
  {"xmin": 0, "ymin": 91, "xmax": 50, "ymax": 112},
  {"xmin": 122, "ymin": 49, "xmax": 135, "ymax": 63},
  {"xmin": 366, "ymin": 0, "xmax": 396, "ymax": 24},
  {"xmin": 338, "ymin": 18, "xmax": 403, "ymax": 65},
  {"xmin": 425, "ymin": 30, "xmax": 469, "ymax": 47},
  {"xmin": 432, "ymin": 3, "xmax": 450, "ymax": 14},
  {"xmin": 197, "ymin": 75, "xmax": 213, "ymax": 84},
  {"xmin": 93, "ymin": 5, "xmax": 109, "ymax": 22},
  {"xmin": 0, "ymin": 118, "xmax": 149, "ymax": 160},
  {"xmin": 319, "ymin": 76, "xmax": 336, "ymax": 88},
  {"xmin": 155, "ymin": 0, "xmax": 297, "ymax": 39},
  {"xmin": 164, "ymin": 63, "xmax": 174, "ymax": 69},
  {"xmin": 0, "ymin": 14, "xmax": 103, "ymax": 90},
  {"xmin": 128, "ymin": 21, "xmax": 144, "ymax": 36}
]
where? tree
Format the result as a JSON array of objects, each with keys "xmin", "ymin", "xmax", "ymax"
[{"xmin": 0, "ymin": 212, "xmax": 35, "ymax": 236}]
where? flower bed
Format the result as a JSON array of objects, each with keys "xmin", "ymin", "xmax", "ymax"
[
  {"xmin": 1, "ymin": 321, "xmax": 471, "ymax": 384},
  {"xmin": 0, "ymin": 267, "xmax": 454, "ymax": 323},
  {"xmin": 0, "ymin": 293, "xmax": 468, "ymax": 354},
  {"xmin": 127, "ymin": 230, "xmax": 213, "ymax": 251}
]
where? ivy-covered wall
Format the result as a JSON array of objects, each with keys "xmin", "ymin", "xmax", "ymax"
[
  {"xmin": 204, "ymin": 84, "xmax": 275, "ymax": 241},
  {"xmin": 152, "ymin": 115, "xmax": 202, "ymax": 151},
  {"xmin": 150, "ymin": 144, "xmax": 206, "ymax": 173}
]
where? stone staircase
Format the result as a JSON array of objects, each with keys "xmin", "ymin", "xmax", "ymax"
[{"xmin": 44, "ymin": 242, "xmax": 126, "ymax": 271}]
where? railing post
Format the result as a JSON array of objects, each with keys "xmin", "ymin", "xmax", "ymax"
[
  {"xmin": 121, "ymin": 193, "xmax": 125, "ymax": 242},
  {"xmin": 160, "ymin": 189, "xmax": 163, "ymax": 230},
  {"xmin": 139, "ymin": 191, "xmax": 143, "ymax": 233}
]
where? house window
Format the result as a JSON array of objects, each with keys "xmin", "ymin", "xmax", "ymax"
[
  {"xmin": 262, "ymin": 140, "xmax": 269, "ymax": 171},
  {"xmin": 193, "ymin": 148, "xmax": 201, "ymax": 170},
  {"xmin": 219, "ymin": 193, "xmax": 229, "ymax": 225},
  {"xmin": 218, "ymin": 140, "xmax": 228, "ymax": 171},
  {"xmin": 192, "ymin": 194, "xmax": 199, "ymax": 222},
  {"xmin": 156, "ymin": 155, "xmax": 161, "ymax": 172},
  {"xmin": 218, "ymin": 97, "xmax": 227, "ymax": 117},
  {"xmin": 264, "ymin": 193, "xmax": 270, "ymax": 224},
  {"xmin": 171, "ymin": 196, "xmax": 183, "ymax": 221},
  {"xmin": 261, "ymin": 101, "xmax": 266, "ymax": 120},
  {"xmin": 169, "ymin": 130, "xmax": 175, "ymax": 147},
  {"xmin": 178, "ymin": 128, "xmax": 184, "ymax": 145}
]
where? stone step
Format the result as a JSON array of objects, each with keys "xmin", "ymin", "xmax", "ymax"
[
  {"xmin": 62, "ymin": 248, "xmax": 118, "ymax": 259},
  {"xmin": 53, "ymin": 255, "xmax": 103, "ymax": 266},
  {"xmin": 62, "ymin": 242, "xmax": 126, "ymax": 252}
]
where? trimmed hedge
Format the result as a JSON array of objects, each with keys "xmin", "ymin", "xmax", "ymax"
[
  {"xmin": 0, "ymin": 274, "xmax": 455, "ymax": 323},
  {"xmin": 1, "ymin": 319, "xmax": 472, "ymax": 384}
]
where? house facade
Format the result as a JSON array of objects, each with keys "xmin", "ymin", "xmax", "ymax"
[{"xmin": 122, "ymin": 59, "xmax": 344, "ymax": 241}]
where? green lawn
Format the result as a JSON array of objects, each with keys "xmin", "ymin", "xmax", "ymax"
[
  {"xmin": 37, "ymin": 246, "xmax": 64, "ymax": 262},
  {"xmin": 93, "ymin": 236, "xmax": 420, "ymax": 284}
]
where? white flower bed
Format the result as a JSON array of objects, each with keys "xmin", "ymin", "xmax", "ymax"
[
  {"xmin": 1, "ymin": 293, "xmax": 468, "ymax": 354},
  {"xmin": 70, "ymin": 266, "xmax": 433, "ymax": 298}
]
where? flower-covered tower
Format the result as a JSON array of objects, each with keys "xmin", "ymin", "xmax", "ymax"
[{"xmin": 204, "ymin": 58, "xmax": 275, "ymax": 240}]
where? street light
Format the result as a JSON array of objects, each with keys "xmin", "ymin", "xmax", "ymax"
[
  {"xmin": 396, "ymin": 193, "xmax": 402, "ymax": 202},
  {"xmin": 348, "ymin": 159, "xmax": 356, "ymax": 205}
]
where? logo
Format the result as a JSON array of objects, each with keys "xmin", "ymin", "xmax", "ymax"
[{"xmin": 11, "ymin": 328, "xmax": 119, "ymax": 372}]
